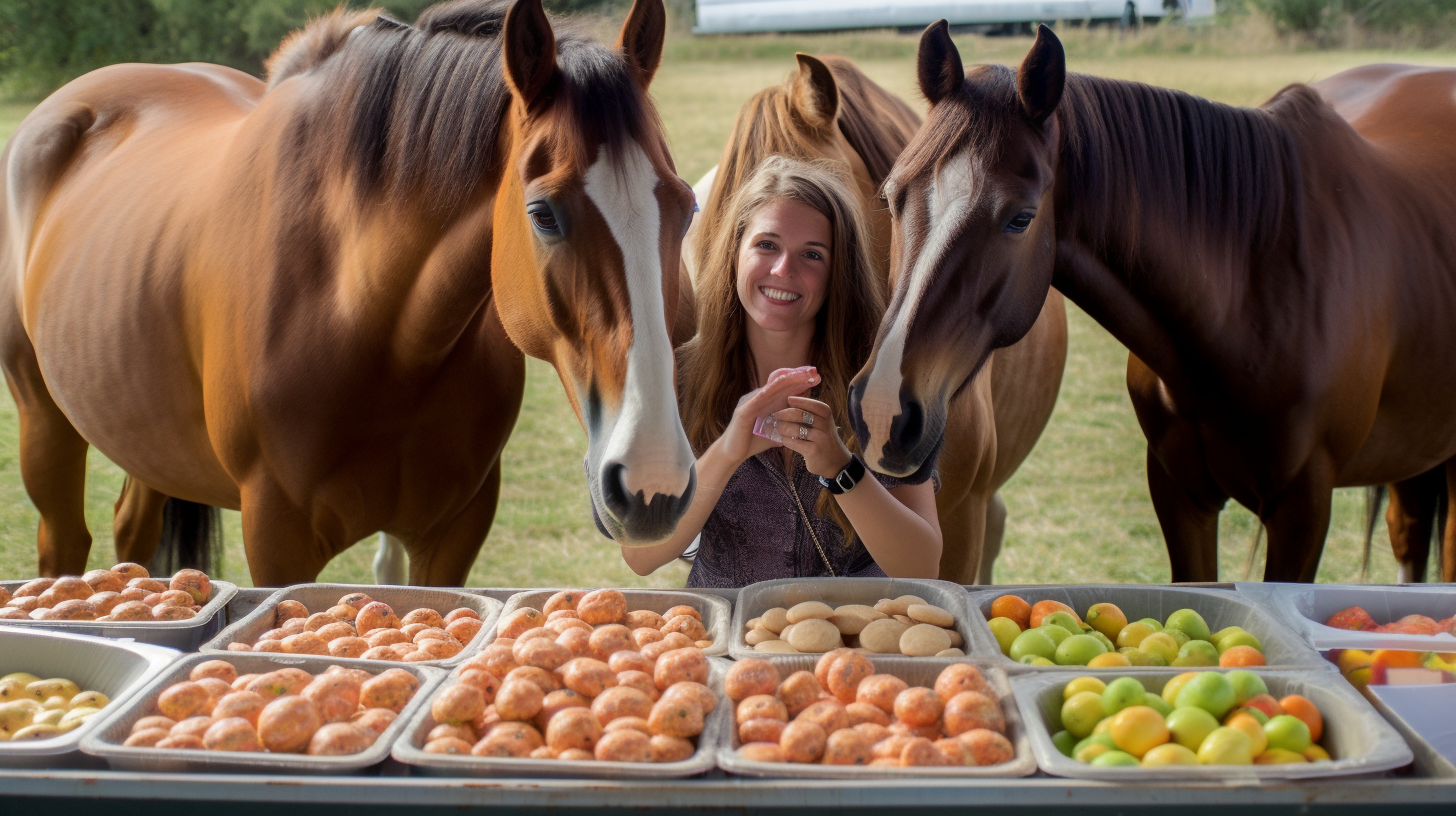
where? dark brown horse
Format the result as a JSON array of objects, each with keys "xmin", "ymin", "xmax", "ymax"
[
  {"xmin": 851, "ymin": 22, "xmax": 1456, "ymax": 583},
  {"xmin": 681, "ymin": 54, "xmax": 1066, "ymax": 583},
  {"xmin": 0, "ymin": 0, "xmax": 696, "ymax": 585}
]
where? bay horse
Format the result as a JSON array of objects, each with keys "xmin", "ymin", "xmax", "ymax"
[
  {"xmin": 679, "ymin": 53, "xmax": 1067, "ymax": 583},
  {"xmin": 850, "ymin": 22, "xmax": 1456, "ymax": 583},
  {"xmin": 0, "ymin": 0, "xmax": 697, "ymax": 586}
]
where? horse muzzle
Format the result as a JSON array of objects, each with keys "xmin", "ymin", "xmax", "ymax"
[
  {"xmin": 600, "ymin": 461, "xmax": 696, "ymax": 545},
  {"xmin": 849, "ymin": 379, "xmax": 945, "ymax": 481}
]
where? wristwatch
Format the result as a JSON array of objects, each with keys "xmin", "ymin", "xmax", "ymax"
[{"xmin": 819, "ymin": 454, "xmax": 866, "ymax": 495}]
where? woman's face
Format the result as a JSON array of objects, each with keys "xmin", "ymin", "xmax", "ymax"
[{"xmin": 735, "ymin": 197, "xmax": 831, "ymax": 334}]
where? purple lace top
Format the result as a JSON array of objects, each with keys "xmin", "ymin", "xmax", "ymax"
[{"xmin": 684, "ymin": 451, "xmax": 932, "ymax": 589}]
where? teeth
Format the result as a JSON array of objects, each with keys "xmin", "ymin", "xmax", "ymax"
[{"xmin": 761, "ymin": 287, "xmax": 800, "ymax": 302}]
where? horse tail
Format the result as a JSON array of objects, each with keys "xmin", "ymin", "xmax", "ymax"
[
  {"xmin": 1361, "ymin": 484, "xmax": 1387, "ymax": 583},
  {"xmin": 152, "ymin": 498, "xmax": 221, "ymax": 578}
]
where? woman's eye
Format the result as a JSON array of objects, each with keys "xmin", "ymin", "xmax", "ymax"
[
  {"xmin": 805, "ymin": 251, "xmax": 823, "ymax": 261},
  {"xmin": 757, "ymin": 241, "xmax": 775, "ymax": 250},
  {"xmin": 1006, "ymin": 211, "xmax": 1035, "ymax": 233}
]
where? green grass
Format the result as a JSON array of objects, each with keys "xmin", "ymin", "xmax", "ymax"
[{"xmin": 0, "ymin": 32, "xmax": 1452, "ymax": 587}]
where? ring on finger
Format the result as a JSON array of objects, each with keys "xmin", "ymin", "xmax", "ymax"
[
  {"xmin": 798, "ymin": 424, "xmax": 810, "ymax": 440},
  {"xmin": 801, "ymin": 410, "xmax": 813, "ymax": 426}
]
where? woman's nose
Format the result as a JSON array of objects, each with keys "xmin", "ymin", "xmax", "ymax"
[{"xmin": 769, "ymin": 253, "xmax": 791, "ymax": 277}]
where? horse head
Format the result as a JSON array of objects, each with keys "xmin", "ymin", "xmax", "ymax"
[
  {"xmin": 492, "ymin": 0, "xmax": 696, "ymax": 545},
  {"xmin": 849, "ymin": 23, "xmax": 1065, "ymax": 480}
]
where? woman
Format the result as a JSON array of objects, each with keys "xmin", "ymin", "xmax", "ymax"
[{"xmin": 620, "ymin": 156, "xmax": 942, "ymax": 587}]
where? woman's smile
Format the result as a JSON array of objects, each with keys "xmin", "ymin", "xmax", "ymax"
[{"xmin": 759, "ymin": 286, "xmax": 802, "ymax": 303}]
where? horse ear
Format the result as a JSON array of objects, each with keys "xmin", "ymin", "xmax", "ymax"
[
  {"xmin": 916, "ymin": 20, "xmax": 963, "ymax": 106},
  {"xmin": 503, "ymin": 0, "xmax": 557, "ymax": 106},
  {"xmin": 616, "ymin": 0, "xmax": 666, "ymax": 87},
  {"xmin": 792, "ymin": 54, "xmax": 839, "ymax": 132},
  {"xmin": 1018, "ymin": 24, "xmax": 1065, "ymax": 126}
]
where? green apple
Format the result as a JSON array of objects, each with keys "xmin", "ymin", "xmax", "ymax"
[
  {"xmin": 1020, "ymin": 655, "xmax": 1056, "ymax": 666},
  {"xmin": 1164, "ymin": 609, "xmax": 1212, "ymax": 643},
  {"xmin": 1089, "ymin": 630, "xmax": 1117, "ymax": 653},
  {"xmin": 1142, "ymin": 692, "xmax": 1173, "ymax": 717},
  {"xmin": 1172, "ymin": 640, "xmax": 1220, "ymax": 667},
  {"xmin": 1237, "ymin": 706, "xmax": 1269, "ymax": 725},
  {"xmin": 1073, "ymin": 731, "xmax": 1118, "ymax": 760},
  {"xmin": 1040, "ymin": 624, "xmax": 1074, "ymax": 646},
  {"xmin": 1226, "ymin": 670, "xmax": 1269, "ymax": 706},
  {"xmin": 1090, "ymin": 750, "xmax": 1141, "ymax": 767},
  {"xmin": 1161, "ymin": 672, "xmax": 1199, "ymax": 705},
  {"xmin": 1010, "ymin": 629, "xmax": 1057, "ymax": 662},
  {"xmin": 1211, "ymin": 625, "xmax": 1246, "ymax": 645},
  {"xmin": 1123, "ymin": 649, "xmax": 1166, "ymax": 667},
  {"xmin": 1042, "ymin": 611, "xmax": 1082, "ymax": 634},
  {"xmin": 1137, "ymin": 618, "xmax": 1164, "ymax": 633},
  {"xmin": 1052, "ymin": 729, "xmax": 1078, "ymax": 757},
  {"xmin": 1115, "ymin": 622, "xmax": 1156, "ymax": 649},
  {"xmin": 1174, "ymin": 672, "xmax": 1237, "ymax": 719},
  {"xmin": 1055, "ymin": 634, "xmax": 1108, "ymax": 666},
  {"xmin": 1165, "ymin": 705, "xmax": 1220, "ymax": 751},
  {"xmin": 1168, "ymin": 628, "xmax": 1191, "ymax": 648},
  {"xmin": 1215, "ymin": 630, "xmax": 1263, "ymax": 655},
  {"xmin": 1101, "ymin": 677, "xmax": 1148, "ymax": 716},
  {"xmin": 1264, "ymin": 715, "xmax": 1313, "ymax": 753},
  {"xmin": 1139, "ymin": 632, "xmax": 1179, "ymax": 664},
  {"xmin": 1062, "ymin": 691, "xmax": 1108, "ymax": 739},
  {"xmin": 988, "ymin": 616, "xmax": 1022, "ymax": 656}
]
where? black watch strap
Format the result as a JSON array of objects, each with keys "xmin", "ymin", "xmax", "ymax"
[{"xmin": 819, "ymin": 454, "xmax": 866, "ymax": 495}]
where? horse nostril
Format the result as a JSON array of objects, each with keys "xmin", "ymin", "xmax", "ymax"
[
  {"xmin": 601, "ymin": 462, "xmax": 633, "ymax": 518},
  {"xmin": 891, "ymin": 398, "xmax": 924, "ymax": 453}
]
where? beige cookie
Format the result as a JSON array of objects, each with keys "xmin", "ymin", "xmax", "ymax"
[
  {"xmin": 906, "ymin": 604, "xmax": 955, "ymax": 628},
  {"xmin": 828, "ymin": 604, "xmax": 886, "ymax": 636},
  {"xmin": 760, "ymin": 607, "xmax": 790, "ymax": 633},
  {"xmin": 892, "ymin": 614, "xmax": 914, "ymax": 625},
  {"xmin": 936, "ymin": 648, "xmax": 966, "ymax": 658},
  {"xmin": 858, "ymin": 619, "xmax": 911, "ymax": 653},
  {"xmin": 785, "ymin": 618, "xmax": 842, "ymax": 653},
  {"xmin": 946, "ymin": 628, "xmax": 964, "ymax": 648},
  {"xmin": 754, "ymin": 640, "xmax": 799, "ymax": 654},
  {"xmin": 899, "ymin": 623, "xmax": 952, "ymax": 657},
  {"xmin": 746, "ymin": 617, "xmax": 763, "ymax": 631},
  {"xmin": 745, "ymin": 628, "xmax": 778, "ymax": 646},
  {"xmin": 786, "ymin": 601, "xmax": 834, "ymax": 624},
  {"xmin": 778, "ymin": 623, "xmax": 796, "ymax": 643}
]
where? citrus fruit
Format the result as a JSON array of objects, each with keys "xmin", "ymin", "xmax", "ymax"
[
  {"xmin": 1010, "ymin": 629, "xmax": 1056, "ymax": 662},
  {"xmin": 1215, "ymin": 630, "xmax": 1263, "ymax": 654},
  {"xmin": 1055, "ymin": 634, "xmax": 1108, "ymax": 666},
  {"xmin": 1235, "ymin": 706, "xmax": 1268, "ymax": 725},
  {"xmin": 1278, "ymin": 695, "xmax": 1323, "ymax": 742},
  {"xmin": 1063, "ymin": 676, "xmax": 1107, "ymax": 700},
  {"xmin": 1060, "ymin": 691, "xmax": 1106, "ymax": 738},
  {"xmin": 1021, "ymin": 655, "xmax": 1056, "ymax": 666},
  {"xmin": 1196, "ymin": 726, "xmax": 1254, "ymax": 765},
  {"xmin": 1090, "ymin": 750, "xmax": 1140, "ymax": 767},
  {"xmin": 1142, "ymin": 692, "xmax": 1173, "ymax": 717},
  {"xmin": 1109, "ymin": 706, "xmax": 1170, "ymax": 757},
  {"xmin": 990, "ymin": 595, "xmax": 1032, "ymax": 630},
  {"xmin": 988, "ymin": 617, "xmax": 1022, "ymax": 655},
  {"xmin": 1137, "ymin": 618, "xmax": 1164, "ymax": 632},
  {"xmin": 1101, "ymin": 677, "xmax": 1147, "ymax": 716},
  {"xmin": 1073, "ymin": 731, "xmax": 1117, "ymax": 763},
  {"xmin": 1225, "ymin": 670, "xmax": 1268, "ymax": 705},
  {"xmin": 1254, "ymin": 748, "xmax": 1308, "ymax": 764},
  {"xmin": 1052, "ymin": 729, "xmax": 1078, "ymax": 757},
  {"xmin": 1042, "ymin": 611, "xmax": 1082, "ymax": 634},
  {"xmin": 1164, "ymin": 609, "xmax": 1211, "ymax": 643},
  {"xmin": 1303, "ymin": 744, "xmax": 1331, "ymax": 762},
  {"xmin": 1142, "ymin": 743, "xmax": 1199, "ymax": 766},
  {"xmin": 1165, "ymin": 706, "xmax": 1219, "ymax": 751},
  {"xmin": 1264, "ymin": 714, "xmax": 1312, "ymax": 753},
  {"xmin": 1088, "ymin": 630, "xmax": 1116, "ymax": 653},
  {"xmin": 1172, "ymin": 640, "xmax": 1220, "ymax": 667},
  {"xmin": 1115, "ymin": 622, "xmax": 1156, "ymax": 649},
  {"xmin": 1040, "ymin": 624, "xmax": 1074, "ymax": 646},
  {"xmin": 1088, "ymin": 652, "xmax": 1131, "ymax": 668},
  {"xmin": 1224, "ymin": 711, "xmax": 1268, "ymax": 756},
  {"xmin": 1084, "ymin": 603, "xmax": 1127, "ymax": 639},
  {"xmin": 1241, "ymin": 693, "xmax": 1283, "ymax": 720},
  {"xmin": 1122, "ymin": 648, "xmax": 1166, "ymax": 667},
  {"xmin": 1030, "ymin": 600, "xmax": 1081, "ymax": 628},
  {"xmin": 1138, "ymin": 632, "xmax": 1178, "ymax": 664},
  {"xmin": 1161, "ymin": 672, "xmax": 1199, "ymax": 705},
  {"xmin": 1219, "ymin": 646, "xmax": 1266, "ymax": 667},
  {"xmin": 1174, "ymin": 672, "xmax": 1236, "ymax": 719}
]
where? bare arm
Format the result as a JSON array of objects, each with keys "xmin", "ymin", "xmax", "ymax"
[{"xmin": 618, "ymin": 368, "xmax": 821, "ymax": 576}]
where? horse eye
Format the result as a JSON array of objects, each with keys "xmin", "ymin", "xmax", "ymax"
[
  {"xmin": 1006, "ymin": 211, "xmax": 1035, "ymax": 233},
  {"xmin": 528, "ymin": 203, "xmax": 560, "ymax": 234}
]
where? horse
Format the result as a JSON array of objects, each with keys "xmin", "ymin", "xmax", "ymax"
[
  {"xmin": 677, "ymin": 53, "xmax": 1067, "ymax": 583},
  {"xmin": 850, "ymin": 22, "xmax": 1456, "ymax": 583},
  {"xmin": 0, "ymin": 0, "xmax": 697, "ymax": 586}
]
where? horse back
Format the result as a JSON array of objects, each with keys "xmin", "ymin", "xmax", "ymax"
[{"xmin": 1313, "ymin": 64, "xmax": 1456, "ymax": 175}]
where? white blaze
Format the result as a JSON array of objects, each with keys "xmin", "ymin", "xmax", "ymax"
[
  {"xmin": 860, "ymin": 150, "xmax": 977, "ymax": 468},
  {"xmin": 680, "ymin": 164, "xmax": 717, "ymax": 286},
  {"xmin": 583, "ymin": 141, "xmax": 695, "ymax": 505}
]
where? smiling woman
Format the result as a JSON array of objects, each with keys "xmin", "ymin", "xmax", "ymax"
[{"xmin": 607, "ymin": 155, "xmax": 943, "ymax": 587}]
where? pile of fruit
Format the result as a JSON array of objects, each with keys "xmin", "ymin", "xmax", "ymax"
[
  {"xmin": 0, "ymin": 564, "xmax": 212, "ymax": 622},
  {"xmin": 985, "ymin": 595, "xmax": 1266, "ymax": 668},
  {"xmin": 122, "ymin": 660, "xmax": 420, "ymax": 755},
  {"xmin": 729, "ymin": 652, "xmax": 1014, "ymax": 767},
  {"xmin": 744, "ymin": 596, "xmax": 964, "ymax": 656},
  {"xmin": 1051, "ymin": 671, "xmax": 1330, "ymax": 767},
  {"xmin": 418, "ymin": 590, "xmax": 716, "ymax": 763},
  {"xmin": 1329, "ymin": 648, "xmax": 1456, "ymax": 689},
  {"xmin": 0, "ymin": 673, "xmax": 110, "ymax": 740},
  {"xmin": 1324, "ymin": 606, "xmax": 1456, "ymax": 636},
  {"xmin": 223, "ymin": 591, "xmax": 484, "ymax": 662}
]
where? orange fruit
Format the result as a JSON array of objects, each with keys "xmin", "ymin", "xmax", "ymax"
[
  {"xmin": 1223, "ymin": 711, "xmax": 1268, "ymax": 756},
  {"xmin": 1108, "ymin": 706, "xmax": 1169, "ymax": 758},
  {"xmin": 1372, "ymin": 649, "xmax": 1423, "ymax": 669},
  {"xmin": 1029, "ymin": 600, "xmax": 1081, "ymax": 629},
  {"xmin": 1278, "ymin": 695, "xmax": 1323, "ymax": 743},
  {"xmin": 990, "ymin": 595, "xmax": 1032, "ymax": 630},
  {"xmin": 1084, "ymin": 603, "xmax": 1128, "ymax": 640},
  {"xmin": 1218, "ymin": 646, "xmax": 1267, "ymax": 668}
]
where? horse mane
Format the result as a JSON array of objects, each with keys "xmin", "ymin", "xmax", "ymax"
[
  {"xmin": 818, "ymin": 55, "xmax": 921, "ymax": 186},
  {"xmin": 267, "ymin": 0, "xmax": 656, "ymax": 213},
  {"xmin": 1056, "ymin": 72, "xmax": 1307, "ymax": 268}
]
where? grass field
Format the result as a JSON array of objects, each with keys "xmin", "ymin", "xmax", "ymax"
[{"xmin": 0, "ymin": 28, "xmax": 1453, "ymax": 588}]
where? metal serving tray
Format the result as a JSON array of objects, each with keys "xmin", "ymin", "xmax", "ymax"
[{"xmin": 0, "ymin": 579, "xmax": 238, "ymax": 650}]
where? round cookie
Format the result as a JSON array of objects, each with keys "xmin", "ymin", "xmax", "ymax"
[
  {"xmin": 906, "ymin": 604, "xmax": 955, "ymax": 628},
  {"xmin": 785, "ymin": 618, "xmax": 841, "ymax": 653},
  {"xmin": 899, "ymin": 624, "xmax": 952, "ymax": 657},
  {"xmin": 857, "ymin": 619, "xmax": 911, "ymax": 654},
  {"xmin": 785, "ymin": 601, "xmax": 833, "ymax": 624}
]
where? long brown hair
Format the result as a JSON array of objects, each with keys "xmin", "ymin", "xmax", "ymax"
[{"xmin": 678, "ymin": 155, "xmax": 885, "ymax": 544}]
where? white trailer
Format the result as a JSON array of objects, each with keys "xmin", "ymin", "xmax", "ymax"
[{"xmin": 694, "ymin": 0, "xmax": 1214, "ymax": 35}]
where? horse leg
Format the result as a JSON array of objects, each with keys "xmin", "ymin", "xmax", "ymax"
[
  {"xmin": 1261, "ymin": 461, "xmax": 1336, "ymax": 583},
  {"xmin": 977, "ymin": 492, "xmax": 1007, "ymax": 585},
  {"xmin": 239, "ymin": 484, "xmax": 339, "ymax": 587},
  {"xmin": 405, "ymin": 462, "xmax": 502, "ymax": 586},
  {"xmin": 113, "ymin": 477, "xmax": 168, "ymax": 567},
  {"xmin": 1385, "ymin": 467, "xmax": 1444, "ymax": 583},
  {"xmin": 1, "ymin": 339, "xmax": 92, "ymax": 576},
  {"xmin": 1145, "ymin": 447, "xmax": 1224, "ymax": 582},
  {"xmin": 373, "ymin": 532, "xmax": 408, "ymax": 585},
  {"xmin": 936, "ymin": 493, "xmax": 986, "ymax": 586}
]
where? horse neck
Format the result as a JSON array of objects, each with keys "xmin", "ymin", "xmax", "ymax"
[{"xmin": 1049, "ymin": 74, "xmax": 1317, "ymax": 381}]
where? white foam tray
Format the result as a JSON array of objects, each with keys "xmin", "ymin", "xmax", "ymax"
[
  {"xmin": 0, "ymin": 579, "xmax": 238, "ymax": 650},
  {"xmin": 1237, "ymin": 582, "xmax": 1456, "ymax": 651},
  {"xmin": 488, "ymin": 589, "xmax": 731, "ymax": 658}
]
